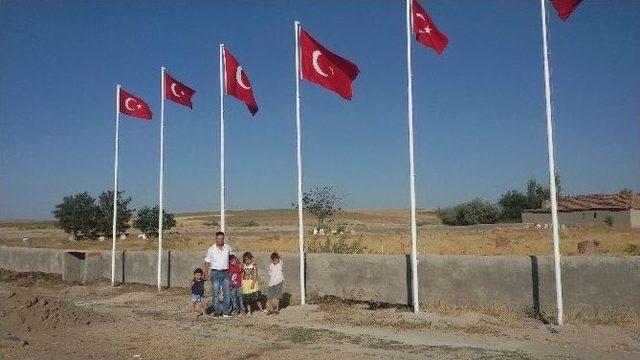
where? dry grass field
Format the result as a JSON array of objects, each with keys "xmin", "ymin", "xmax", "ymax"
[{"xmin": 1, "ymin": 209, "xmax": 638, "ymax": 256}]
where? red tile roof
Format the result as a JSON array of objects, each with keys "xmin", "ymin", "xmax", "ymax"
[{"xmin": 524, "ymin": 193, "xmax": 640, "ymax": 213}]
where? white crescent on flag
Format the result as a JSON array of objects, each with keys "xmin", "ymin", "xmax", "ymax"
[
  {"xmin": 170, "ymin": 83, "xmax": 181, "ymax": 97},
  {"xmin": 415, "ymin": 13, "xmax": 433, "ymax": 34},
  {"xmin": 312, "ymin": 50, "xmax": 331, "ymax": 77},
  {"xmin": 235, "ymin": 66, "xmax": 251, "ymax": 90},
  {"xmin": 124, "ymin": 97, "xmax": 139, "ymax": 111}
]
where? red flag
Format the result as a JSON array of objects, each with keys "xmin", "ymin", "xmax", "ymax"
[
  {"xmin": 224, "ymin": 48, "xmax": 258, "ymax": 115},
  {"xmin": 299, "ymin": 28, "xmax": 360, "ymax": 100},
  {"xmin": 550, "ymin": 0, "xmax": 583, "ymax": 21},
  {"xmin": 119, "ymin": 88, "xmax": 152, "ymax": 120},
  {"xmin": 164, "ymin": 73, "xmax": 195, "ymax": 108},
  {"xmin": 412, "ymin": 0, "xmax": 448, "ymax": 55}
]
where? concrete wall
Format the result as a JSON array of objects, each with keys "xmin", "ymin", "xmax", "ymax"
[
  {"xmin": 307, "ymin": 253, "xmax": 408, "ymax": 304},
  {"xmin": 0, "ymin": 247, "xmax": 64, "ymax": 274},
  {"xmin": 122, "ymin": 250, "xmax": 170, "ymax": 287},
  {"xmin": 63, "ymin": 251, "xmax": 104, "ymax": 284},
  {"xmin": 1, "ymin": 247, "xmax": 638, "ymax": 312},
  {"xmin": 97, "ymin": 250, "xmax": 124, "ymax": 283},
  {"xmin": 420, "ymin": 255, "xmax": 540, "ymax": 308},
  {"xmin": 630, "ymin": 209, "xmax": 640, "ymax": 228},
  {"xmin": 522, "ymin": 210, "xmax": 634, "ymax": 228}
]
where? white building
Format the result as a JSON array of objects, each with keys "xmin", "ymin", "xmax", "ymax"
[{"xmin": 521, "ymin": 193, "xmax": 640, "ymax": 229}]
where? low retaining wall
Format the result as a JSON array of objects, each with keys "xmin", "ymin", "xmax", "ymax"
[
  {"xmin": 1, "ymin": 246, "xmax": 638, "ymax": 312},
  {"xmin": 0, "ymin": 247, "xmax": 64, "ymax": 274}
]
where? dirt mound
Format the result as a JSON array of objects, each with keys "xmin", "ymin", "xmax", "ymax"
[
  {"xmin": 0, "ymin": 269, "xmax": 64, "ymax": 288},
  {"xmin": 1, "ymin": 291, "xmax": 112, "ymax": 333}
]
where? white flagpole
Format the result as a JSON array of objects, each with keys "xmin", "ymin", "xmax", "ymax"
[
  {"xmin": 219, "ymin": 44, "xmax": 226, "ymax": 233},
  {"xmin": 294, "ymin": 20, "xmax": 306, "ymax": 305},
  {"xmin": 157, "ymin": 66, "xmax": 166, "ymax": 292},
  {"xmin": 405, "ymin": 0, "xmax": 420, "ymax": 313},
  {"xmin": 111, "ymin": 84, "xmax": 121, "ymax": 287},
  {"xmin": 539, "ymin": 0, "xmax": 564, "ymax": 326}
]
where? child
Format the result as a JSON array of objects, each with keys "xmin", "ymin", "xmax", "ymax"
[
  {"xmin": 228, "ymin": 254, "xmax": 244, "ymax": 316},
  {"xmin": 241, "ymin": 252, "xmax": 264, "ymax": 315},
  {"xmin": 267, "ymin": 252, "xmax": 284, "ymax": 315},
  {"xmin": 190, "ymin": 268, "xmax": 206, "ymax": 316}
]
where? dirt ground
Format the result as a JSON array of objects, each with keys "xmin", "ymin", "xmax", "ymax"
[
  {"xmin": 1, "ymin": 209, "xmax": 639, "ymax": 256},
  {"xmin": 1, "ymin": 271, "xmax": 638, "ymax": 360}
]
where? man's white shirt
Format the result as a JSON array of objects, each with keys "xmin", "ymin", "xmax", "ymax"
[{"xmin": 204, "ymin": 243, "xmax": 233, "ymax": 270}]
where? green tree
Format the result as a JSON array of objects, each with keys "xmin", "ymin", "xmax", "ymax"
[
  {"xmin": 498, "ymin": 190, "xmax": 529, "ymax": 222},
  {"xmin": 525, "ymin": 179, "xmax": 550, "ymax": 210},
  {"xmin": 498, "ymin": 176, "xmax": 562, "ymax": 222},
  {"xmin": 96, "ymin": 190, "xmax": 134, "ymax": 236},
  {"xmin": 296, "ymin": 185, "xmax": 344, "ymax": 228},
  {"xmin": 52, "ymin": 192, "xmax": 100, "ymax": 240},
  {"xmin": 525, "ymin": 174, "xmax": 561, "ymax": 208},
  {"xmin": 133, "ymin": 205, "xmax": 176, "ymax": 237}
]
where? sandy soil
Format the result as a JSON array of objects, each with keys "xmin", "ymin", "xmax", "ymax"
[{"xmin": 1, "ymin": 271, "xmax": 638, "ymax": 360}]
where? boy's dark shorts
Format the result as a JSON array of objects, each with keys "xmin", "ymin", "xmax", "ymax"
[{"xmin": 243, "ymin": 290, "xmax": 261, "ymax": 303}]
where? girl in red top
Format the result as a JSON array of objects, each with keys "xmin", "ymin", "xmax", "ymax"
[{"xmin": 228, "ymin": 254, "xmax": 245, "ymax": 316}]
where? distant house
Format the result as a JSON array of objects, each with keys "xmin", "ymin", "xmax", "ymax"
[{"xmin": 521, "ymin": 193, "xmax": 640, "ymax": 229}]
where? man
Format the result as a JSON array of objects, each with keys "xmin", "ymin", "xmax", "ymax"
[{"xmin": 203, "ymin": 231, "xmax": 233, "ymax": 317}]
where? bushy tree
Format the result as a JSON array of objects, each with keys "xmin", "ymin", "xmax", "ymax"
[
  {"xmin": 296, "ymin": 185, "xmax": 344, "ymax": 228},
  {"xmin": 96, "ymin": 190, "xmax": 134, "ymax": 236},
  {"xmin": 437, "ymin": 198, "xmax": 501, "ymax": 226},
  {"xmin": 525, "ymin": 179, "xmax": 550, "ymax": 210},
  {"xmin": 498, "ymin": 176, "xmax": 562, "ymax": 222},
  {"xmin": 498, "ymin": 190, "xmax": 529, "ymax": 222},
  {"xmin": 133, "ymin": 205, "xmax": 176, "ymax": 237},
  {"xmin": 52, "ymin": 192, "xmax": 100, "ymax": 240}
]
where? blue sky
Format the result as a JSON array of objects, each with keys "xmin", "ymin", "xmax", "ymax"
[{"xmin": 1, "ymin": 1, "xmax": 638, "ymax": 219}]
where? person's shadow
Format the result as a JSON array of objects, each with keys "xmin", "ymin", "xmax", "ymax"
[
  {"xmin": 258, "ymin": 292, "xmax": 291, "ymax": 309},
  {"xmin": 280, "ymin": 292, "xmax": 291, "ymax": 308}
]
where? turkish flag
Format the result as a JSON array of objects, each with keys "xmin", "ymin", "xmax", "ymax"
[
  {"xmin": 119, "ymin": 88, "xmax": 152, "ymax": 120},
  {"xmin": 299, "ymin": 28, "xmax": 359, "ymax": 100},
  {"xmin": 164, "ymin": 73, "xmax": 195, "ymax": 108},
  {"xmin": 224, "ymin": 48, "xmax": 258, "ymax": 115},
  {"xmin": 412, "ymin": 0, "xmax": 448, "ymax": 55},
  {"xmin": 550, "ymin": 0, "xmax": 583, "ymax": 21}
]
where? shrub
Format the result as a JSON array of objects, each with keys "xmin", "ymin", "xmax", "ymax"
[
  {"xmin": 623, "ymin": 244, "xmax": 639, "ymax": 256},
  {"xmin": 52, "ymin": 192, "xmax": 100, "ymax": 240},
  {"xmin": 306, "ymin": 237, "xmax": 369, "ymax": 254},
  {"xmin": 435, "ymin": 207, "xmax": 457, "ymax": 226},
  {"xmin": 437, "ymin": 198, "xmax": 501, "ymax": 226},
  {"xmin": 229, "ymin": 220, "xmax": 258, "ymax": 227},
  {"xmin": 603, "ymin": 215, "xmax": 614, "ymax": 227},
  {"xmin": 133, "ymin": 206, "xmax": 176, "ymax": 237}
]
